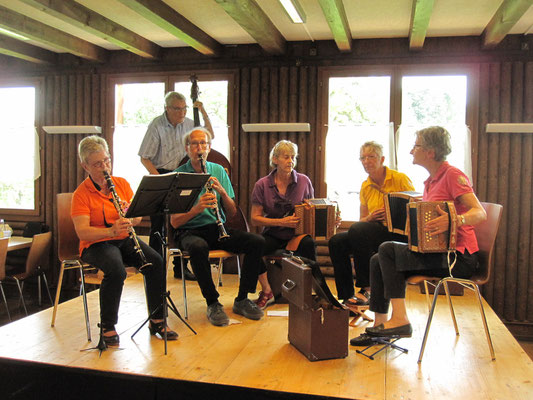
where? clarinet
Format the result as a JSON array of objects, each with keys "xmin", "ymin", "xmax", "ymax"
[
  {"xmin": 198, "ymin": 155, "xmax": 230, "ymax": 241},
  {"xmin": 103, "ymin": 171, "xmax": 152, "ymax": 272}
]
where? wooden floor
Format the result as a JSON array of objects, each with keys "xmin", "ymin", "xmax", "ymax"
[{"xmin": 0, "ymin": 269, "xmax": 532, "ymax": 400}]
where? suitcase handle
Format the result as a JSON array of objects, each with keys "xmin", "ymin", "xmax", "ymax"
[{"xmin": 282, "ymin": 279, "xmax": 296, "ymax": 292}]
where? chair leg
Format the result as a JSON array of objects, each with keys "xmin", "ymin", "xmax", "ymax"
[
  {"xmin": 472, "ymin": 283, "xmax": 496, "ymax": 360},
  {"xmin": 79, "ymin": 265, "xmax": 92, "ymax": 342},
  {"xmin": 443, "ymin": 280, "xmax": 459, "ymax": 335},
  {"xmin": 0, "ymin": 282, "xmax": 11, "ymax": 321},
  {"xmin": 216, "ymin": 258, "xmax": 224, "ymax": 287},
  {"xmin": 418, "ymin": 281, "xmax": 443, "ymax": 363},
  {"xmin": 180, "ymin": 255, "xmax": 188, "ymax": 319},
  {"xmin": 423, "ymin": 280, "xmax": 431, "ymax": 311},
  {"xmin": 39, "ymin": 270, "xmax": 54, "ymax": 306},
  {"xmin": 51, "ymin": 263, "xmax": 66, "ymax": 327},
  {"xmin": 14, "ymin": 278, "xmax": 28, "ymax": 316}
]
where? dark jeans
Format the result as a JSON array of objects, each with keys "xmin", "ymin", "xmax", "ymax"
[
  {"xmin": 328, "ymin": 221, "xmax": 406, "ymax": 300},
  {"xmin": 81, "ymin": 237, "xmax": 166, "ymax": 329},
  {"xmin": 369, "ymin": 241, "xmax": 479, "ymax": 314},
  {"xmin": 175, "ymin": 224, "xmax": 265, "ymax": 305},
  {"xmin": 148, "ymin": 168, "xmax": 172, "ymax": 258},
  {"xmin": 259, "ymin": 233, "xmax": 316, "ymax": 274}
]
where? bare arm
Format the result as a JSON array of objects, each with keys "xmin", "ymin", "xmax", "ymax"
[
  {"xmin": 251, "ymin": 204, "xmax": 300, "ymax": 228},
  {"xmin": 140, "ymin": 157, "xmax": 159, "ymax": 175},
  {"xmin": 194, "ymin": 101, "xmax": 215, "ymax": 139},
  {"xmin": 425, "ymin": 192, "xmax": 487, "ymax": 234},
  {"xmin": 72, "ymin": 214, "xmax": 133, "ymax": 242}
]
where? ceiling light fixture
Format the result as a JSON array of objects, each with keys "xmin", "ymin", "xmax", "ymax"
[
  {"xmin": 279, "ymin": 0, "xmax": 306, "ymax": 24},
  {"xmin": 0, "ymin": 27, "xmax": 29, "ymax": 41}
]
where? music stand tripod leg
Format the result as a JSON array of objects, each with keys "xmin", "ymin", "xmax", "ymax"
[{"xmin": 81, "ymin": 322, "xmax": 123, "ymax": 356}]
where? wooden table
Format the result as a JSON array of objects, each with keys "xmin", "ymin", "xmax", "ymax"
[{"xmin": 7, "ymin": 236, "xmax": 32, "ymax": 252}]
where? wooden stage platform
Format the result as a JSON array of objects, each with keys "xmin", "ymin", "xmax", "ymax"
[{"xmin": 0, "ymin": 270, "xmax": 532, "ymax": 400}]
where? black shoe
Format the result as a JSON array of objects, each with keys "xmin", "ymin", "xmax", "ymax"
[
  {"xmin": 102, "ymin": 326, "xmax": 120, "ymax": 347},
  {"xmin": 173, "ymin": 266, "xmax": 197, "ymax": 281},
  {"xmin": 366, "ymin": 323, "xmax": 413, "ymax": 338},
  {"xmin": 149, "ymin": 321, "xmax": 179, "ymax": 340},
  {"xmin": 350, "ymin": 333, "xmax": 391, "ymax": 347}
]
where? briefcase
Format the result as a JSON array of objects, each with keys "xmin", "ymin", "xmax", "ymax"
[{"xmin": 281, "ymin": 256, "xmax": 349, "ymax": 361}]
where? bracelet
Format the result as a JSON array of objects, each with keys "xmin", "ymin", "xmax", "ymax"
[{"xmin": 459, "ymin": 214, "xmax": 466, "ymax": 226}]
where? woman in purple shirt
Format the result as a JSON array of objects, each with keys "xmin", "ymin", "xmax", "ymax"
[
  {"xmin": 351, "ymin": 126, "xmax": 487, "ymax": 346},
  {"xmin": 251, "ymin": 140, "xmax": 315, "ymax": 309}
]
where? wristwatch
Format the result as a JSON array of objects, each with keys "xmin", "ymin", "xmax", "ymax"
[{"xmin": 459, "ymin": 214, "xmax": 466, "ymax": 226}]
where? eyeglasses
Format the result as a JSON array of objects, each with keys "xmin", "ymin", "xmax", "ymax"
[
  {"xmin": 359, "ymin": 155, "xmax": 378, "ymax": 161},
  {"xmin": 90, "ymin": 157, "xmax": 111, "ymax": 168},
  {"xmin": 412, "ymin": 144, "xmax": 424, "ymax": 150},
  {"xmin": 168, "ymin": 105, "xmax": 188, "ymax": 112},
  {"xmin": 188, "ymin": 141, "xmax": 209, "ymax": 148}
]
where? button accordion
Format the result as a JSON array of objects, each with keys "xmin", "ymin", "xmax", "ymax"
[
  {"xmin": 294, "ymin": 199, "xmax": 337, "ymax": 240},
  {"xmin": 384, "ymin": 191, "xmax": 423, "ymax": 235},
  {"xmin": 406, "ymin": 201, "xmax": 457, "ymax": 253}
]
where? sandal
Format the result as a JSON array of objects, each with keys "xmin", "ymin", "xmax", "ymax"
[
  {"xmin": 344, "ymin": 289, "xmax": 370, "ymax": 306},
  {"xmin": 149, "ymin": 320, "xmax": 179, "ymax": 341}
]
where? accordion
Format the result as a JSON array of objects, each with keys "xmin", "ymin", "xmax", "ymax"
[
  {"xmin": 294, "ymin": 199, "xmax": 337, "ymax": 240},
  {"xmin": 407, "ymin": 201, "xmax": 457, "ymax": 253},
  {"xmin": 384, "ymin": 191, "xmax": 422, "ymax": 235}
]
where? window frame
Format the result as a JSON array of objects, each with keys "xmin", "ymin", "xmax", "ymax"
[
  {"xmin": 0, "ymin": 77, "xmax": 44, "ymax": 218},
  {"xmin": 317, "ymin": 64, "xmax": 480, "ymax": 225}
]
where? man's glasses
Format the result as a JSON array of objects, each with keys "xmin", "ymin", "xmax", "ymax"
[
  {"xmin": 188, "ymin": 141, "xmax": 209, "ymax": 148},
  {"xmin": 168, "ymin": 105, "xmax": 188, "ymax": 112},
  {"xmin": 359, "ymin": 155, "xmax": 378, "ymax": 161},
  {"xmin": 90, "ymin": 157, "xmax": 111, "ymax": 168}
]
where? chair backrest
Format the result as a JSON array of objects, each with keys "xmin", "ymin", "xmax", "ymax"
[
  {"xmin": 0, "ymin": 238, "xmax": 8, "ymax": 281},
  {"xmin": 57, "ymin": 193, "xmax": 81, "ymax": 261},
  {"xmin": 21, "ymin": 231, "xmax": 52, "ymax": 279},
  {"xmin": 226, "ymin": 206, "xmax": 250, "ymax": 233},
  {"xmin": 471, "ymin": 202, "xmax": 503, "ymax": 285},
  {"xmin": 179, "ymin": 149, "xmax": 232, "ymax": 179}
]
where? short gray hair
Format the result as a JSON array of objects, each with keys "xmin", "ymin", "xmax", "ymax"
[
  {"xmin": 165, "ymin": 91, "xmax": 186, "ymax": 107},
  {"xmin": 360, "ymin": 141, "xmax": 383, "ymax": 158},
  {"xmin": 78, "ymin": 135, "xmax": 109, "ymax": 164},
  {"xmin": 182, "ymin": 126, "xmax": 213, "ymax": 148},
  {"xmin": 269, "ymin": 140, "xmax": 298, "ymax": 168},
  {"xmin": 416, "ymin": 126, "xmax": 452, "ymax": 161}
]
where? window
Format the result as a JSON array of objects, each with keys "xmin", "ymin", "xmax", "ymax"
[
  {"xmin": 397, "ymin": 75, "xmax": 469, "ymax": 192},
  {"xmin": 111, "ymin": 75, "xmax": 231, "ymax": 193},
  {"xmin": 325, "ymin": 75, "xmax": 392, "ymax": 221},
  {"xmin": 323, "ymin": 68, "xmax": 473, "ymax": 222},
  {"xmin": 0, "ymin": 85, "xmax": 38, "ymax": 210}
]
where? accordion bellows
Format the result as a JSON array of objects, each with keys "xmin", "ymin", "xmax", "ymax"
[
  {"xmin": 384, "ymin": 191, "xmax": 422, "ymax": 235},
  {"xmin": 294, "ymin": 199, "xmax": 337, "ymax": 240},
  {"xmin": 407, "ymin": 201, "xmax": 457, "ymax": 253}
]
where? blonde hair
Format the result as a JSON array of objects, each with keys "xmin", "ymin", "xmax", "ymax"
[
  {"xmin": 269, "ymin": 140, "xmax": 298, "ymax": 168},
  {"xmin": 78, "ymin": 135, "xmax": 109, "ymax": 164},
  {"xmin": 360, "ymin": 141, "xmax": 383, "ymax": 158}
]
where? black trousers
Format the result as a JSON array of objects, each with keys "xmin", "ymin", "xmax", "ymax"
[
  {"xmin": 81, "ymin": 238, "xmax": 166, "ymax": 328},
  {"xmin": 259, "ymin": 233, "xmax": 316, "ymax": 274},
  {"xmin": 369, "ymin": 241, "xmax": 479, "ymax": 314},
  {"xmin": 175, "ymin": 224, "xmax": 266, "ymax": 305},
  {"xmin": 328, "ymin": 221, "xmax": 406, "ymax": 300}
]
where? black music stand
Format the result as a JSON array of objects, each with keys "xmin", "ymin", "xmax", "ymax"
[{"xmin": 126, "ymin": 171, "xmax": 210, "ymax": 354}]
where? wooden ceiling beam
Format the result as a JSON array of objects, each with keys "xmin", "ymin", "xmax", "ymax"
[
  {"xmin": 117, "ymin": 0, "xmax": 221, "ymax": 56},
  {"xmin": 409, "ymin": 0, "xmax": 435, "ymax": 50},
  {"xmin": 0, "ymin": 5, "xmax": 107, "ymax": 62},
  {"xmin": 17, "ymin": 0, "xmax": 160, "ymax": 59},
  {"xmin": 215, "ymin": 0, "xmax": 286, "ymax": 55},
  {"xmin": 317, "ymin": 0, "xmax": 352, "ymax": 52},
  {"xmin": 0, "ymin": 34, "xmax": 56, "ymax": 64},
  {"xmin": 483, "ymin": 0, "xmax": 533, "ymax": 49}
]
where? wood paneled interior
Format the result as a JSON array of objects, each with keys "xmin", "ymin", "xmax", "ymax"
[{"xmin": 1, "ymin": 36, "xmax": 532, "ymax": 337}]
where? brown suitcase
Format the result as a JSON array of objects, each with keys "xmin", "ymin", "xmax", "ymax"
[{"xmin": 281, "ymin": 256, "xmax": 349, "ymax": 361}]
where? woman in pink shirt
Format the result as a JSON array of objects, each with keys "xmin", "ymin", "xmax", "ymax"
[{"xmin": 351, "ymin": 126, "xmax": 487, "ymax": 346}]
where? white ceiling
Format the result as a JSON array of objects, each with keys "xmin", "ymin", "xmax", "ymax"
[{"xmin": 0, "ymin": 0, "xmax": 532, "ymax": 59}]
